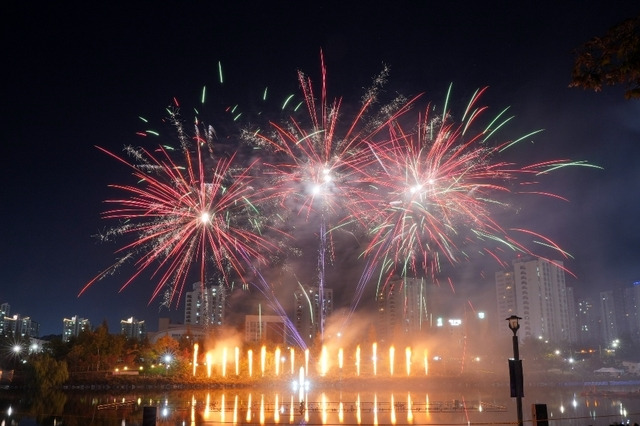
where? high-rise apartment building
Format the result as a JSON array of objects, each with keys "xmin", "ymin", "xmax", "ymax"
[
  {"xmin": 293, "ymin": 286, "xmax": 333, "ymax": 345},
  {"xmin": 62, "ymin": 315, "xmax": 92, "ymax": 342},
  {"xmin": 495, "ymin": 257, "xmax": 574, "ymax": 343},
  {"xmin": 600, "ymin": 290, "xmax": 619, "ymax": 346},
  {"xmin": 120, "ymin": 317, "xmax": 146, "ymax": 339},
  {"xmin": 184, "ymin": 281, "xmax": 226, "ymax": 327},
  {"xmin": 3, "ymin": 314, "xmax": 39, "ymax": 338},
  {"xmin": 496, "ymin": 269, "xmax": 518, "ymax": 336},
  {"xmin": 1, "ymin": 303, "xmax": 39, "ymax": 338},
  {"xmin": 576, "ymin": 297, "xmax": 600, "ymax": 345},
  {"xmin": 377, "ymin": 277, "xmax": 429, "ymax": 343},
  {"xmin": 0, "ymin": 303, "xmax": 11, "ymax": 336}
]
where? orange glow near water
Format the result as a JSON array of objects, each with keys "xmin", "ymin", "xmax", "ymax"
[{"xmin": 194, "ymin": 341, "xmax": 436, "ymax": 381}]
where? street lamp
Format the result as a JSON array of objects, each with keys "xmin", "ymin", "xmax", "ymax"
[
  {"xmin": 506, "ymin": 315, "xmax": 524, "ymax": 426},
  {"xmin": 164, "ymin": 354, "xmax": 172, "ymax": 375}
]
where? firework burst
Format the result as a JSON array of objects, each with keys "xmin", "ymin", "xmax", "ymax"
[
  {"xmin": 244, "ymin": 52, "xmax": 412, "ymax": 340},
  {"xmin": 358, "ymin": 85, "xmax": 599, "ymax": 296},
  {"xmin": 80, "ymin": 110, "xmax": 276, "ymax": 307},
  {"xmin": 249, "ymin": 53, "xmax": 410, "ymax": 223}
]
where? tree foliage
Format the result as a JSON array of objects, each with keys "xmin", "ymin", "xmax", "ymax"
[
  {"xmin": 570, "ymin": 15, "xmax": 640, "ymax": 99},
  {"xmin": 26, "ymin": 353, "xmax": 69, "ymax": 389},
  {"xmin": 65, "ymin": 322, "xmax": 126, "ymax": 372}
]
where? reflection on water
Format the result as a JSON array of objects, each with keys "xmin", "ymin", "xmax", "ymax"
[{"xmin": 1, "ymin": 383, "xmax": 640, "ymax": 425}]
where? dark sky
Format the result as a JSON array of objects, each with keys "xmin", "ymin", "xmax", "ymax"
[{"xmin": 3, "ymin": 2, "xmax": 639, "ymax": 336}]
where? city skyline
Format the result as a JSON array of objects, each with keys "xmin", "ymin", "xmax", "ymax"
[
  {"xmin": 3, "ymin": 2, "xmax": 639, "ymax": 336},
  {"xmin": 3, "ymin": 264, "xmax": 639, "ymax": 352}
]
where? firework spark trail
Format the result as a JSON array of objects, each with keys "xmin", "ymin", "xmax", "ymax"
[
  {"xmin": 81, "ymin": 114, "xmax": 278, "ymax": 308},
  {"xmin": 318, "ymin": 218, "xmax": 327, "ymax": 340},
  {"xmin": 341, "ymin": 256, "xmax": 379, "ymax": 329}
]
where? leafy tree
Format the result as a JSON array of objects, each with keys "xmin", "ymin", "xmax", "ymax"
[
  {"xmin": 121, "ymin": 337, "xmax": 148, "ymax": 365},
  {"xmin": 570, "ymin": 15, "xmax": 640, "ymax": 99},
  {"xmin": 65, "ymin": 322, "xmax": 125, "ymax": 372},
  {"xmin": 66, "ymin": 343, "xmax": 92, "ymax": 372},
  {"xmin": 25, "ymin": 353, "xmax": 69, "ymax": 389}
]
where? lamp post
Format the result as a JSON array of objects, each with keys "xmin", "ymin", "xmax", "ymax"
[{"xmin": 506, "ymin": 315, "xmax": 523, "ymax": 426}]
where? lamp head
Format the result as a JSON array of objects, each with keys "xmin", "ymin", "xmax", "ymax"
[{"xmin": 506, "ymin": 315, "xmax": 522, "ymax": 333}]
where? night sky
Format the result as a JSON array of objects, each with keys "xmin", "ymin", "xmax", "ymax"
[{"xmin": 3, "ymin": 2, "xmax": 639, "ymax": 337}]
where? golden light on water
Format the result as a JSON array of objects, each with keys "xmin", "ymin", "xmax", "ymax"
[
  {"xmin": 246, "ymin": 393, "xmax": 252, "ymax": 422},
  {"xmin": 203, "ymin": 392, "xmax": 210, "ymax": 420},
  {"xmin": 259, "ymin": 394, "xmax": 265, "ymax": 425},
  {"xmin": 289, "ymin": 395, "xmax": 295, "ymax": 423},
  {"xmin": 304, "ymin": 397, "xmax": 309, "ymax": 423},
  {"xmin": 190, "ymin": 394, "xmax": 196, "ymax": 424},
  {"xmin": 321, "ymin": 393, "xmax": 328, "ymax": 424},
  {"xmin": 219, "ymin": 394, "xmax": 224, "ymax": 423},
  {"xmin": 426, "ymin": 394, "xmax": 431, "ymax": 419},
  {"xmin": 374, "ymin": 393, "xmax": 379, "ymax": 426},
  {"xmin": 233, "ymin": 394, "xmax": 238, "ymax": 424},
  {"xmin": 390, "ymin": 393, "xmax": 396, "ymax": 424},
  {"xmin": 142, "ymin": 390, "xmax": 504, "ymax": 425}
]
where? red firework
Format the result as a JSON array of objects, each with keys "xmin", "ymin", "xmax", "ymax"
[
  {"xmin": 80, "ymin": 116, "xmax": 276, "ymax": 306},
  {"xmin": 363, "ymin": 86, "xmax": 580, "ymax": 287},
  {"xmin": 251, "ymin": 51, "xmax": 414, "ymax": 226}
]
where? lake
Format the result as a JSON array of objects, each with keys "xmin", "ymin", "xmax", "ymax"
[{"xmin": 1, "ymin": 379, "xmax": 639, "ymax": 425}]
